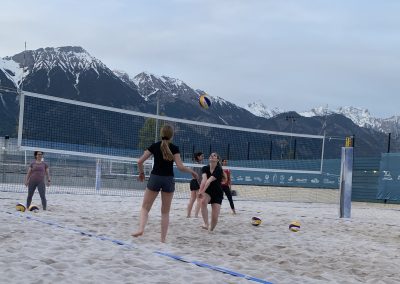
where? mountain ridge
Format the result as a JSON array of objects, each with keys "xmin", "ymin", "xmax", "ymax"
[
  {"xmin": 2, "ymin": 46, "xmax": 397, "ymax": 134},
  {"xmin": 0, "ymin": 45, "xmax": 397, "ymax": 158},
  {"xmin": 243, "ymin": 101, "xmax": 399, "ymax": 135}
]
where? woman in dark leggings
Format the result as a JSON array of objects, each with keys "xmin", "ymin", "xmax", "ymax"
[
  {"xmin": 221, "ymin": 159, "xmax": 236, "ymax": 214},
  {"xmin": 24, "ymin": 151, "xmax": 51, "ymax": 210}
]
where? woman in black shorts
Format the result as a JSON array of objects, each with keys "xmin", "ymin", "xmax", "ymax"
[
  {"xmin": 198, "ymin": 152, "xmax": 224, "ymax": 231},
  {"xmin": 187, "ymin": 152, "xmax": 204, "ymax": 218},
  {"xmin": 131, "ymin": 125, "xmax": 198, "ymax": 243}
]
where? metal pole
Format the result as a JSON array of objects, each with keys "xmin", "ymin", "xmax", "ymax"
[
  {"xmin": 154, "ymin": 92, "xmax": 160, "ymax": 143},
  {"xmin": 387, "ymin": 133, "xmax": 391, "ymax": 153},
  {"xmin": 339, "ymin": 147, "xmax": 353, "ymax": 218},
  {"xmin": 21, "ymin": 41, "xmax": 26, "ymax": 91},
  {"xmin": 269, "ymin": 140, "xmax": 273, "ymax": 160},
  {"xmin": 17, "ymin": 91, "xmax": 25, "ymax": 148},
  {"xmin": 95, "ymin": 159, "xmax": 102, "ymax": 191},
  {"xmin": 293, "ymin": 139, "xmax": 297, "ymax": 159},
  {"xmin": 286, "ymin": 115, "xmax": 296, "ymax": 159},
  {"xmin": 320, "ymin": 131, "xmax": 326, "ymax": 173},
  {"xmin": 290, "ymin": 121, "xmax": 294, "ymax": 159}
]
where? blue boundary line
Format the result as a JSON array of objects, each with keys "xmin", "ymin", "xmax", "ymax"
[{"xmin": 3, "ymin": 210, "xmax": 273, "ymax": 284}]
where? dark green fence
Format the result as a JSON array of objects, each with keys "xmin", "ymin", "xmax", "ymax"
[
  {"xmin": 352, "ymin": 157, "xmax": 381, "ymax": 202},
  {"xmin": 352, "ymin": 156, "xmax": 400, "ymax": 204}
]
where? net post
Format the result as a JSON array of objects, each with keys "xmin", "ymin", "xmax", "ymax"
[
  {"xmin": 95, "ymin": 159, "xmax": 102, "ymax": 191},
  {"xmin": 269, "ymin": 140, "xmax": 272, "ymax": 160},
  {"xmin": 319, "ymin": 132, "xmax": 326, "ymax": 173},
  {"xmin": 17, "ymin": 91, "xmax": 25, "ymax": 148},
  {"xmin": 339, "ymin": 146, "xmax": 353, "ymax": 218}
]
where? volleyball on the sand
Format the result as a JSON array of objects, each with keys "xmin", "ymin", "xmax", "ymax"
[
  {"xmin": 28, "ymin": 205, "xmax": 39, "ymax": 212},
  {"xmin": 289, "ymin": 221, "xmax": 301, "ymax": 232},
  {"xmin": 16, "ymin": 203, "xmax": 26, "ymax": 212},
  {"xmin": 251, "ymin": 216, "xmax": 262, "ymax": 226},
  {"xmin": 199, "ymin": 94, "xmax": 211, "ymax": 109}
]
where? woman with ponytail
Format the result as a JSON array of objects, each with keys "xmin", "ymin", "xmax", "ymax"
[
  {"xmin": 198, "ymin": 152, "xmax": 224, "ymax": 231},
  {"xmin": 132, "ymin": 125, "xmax": 198, "ymax": 243}
]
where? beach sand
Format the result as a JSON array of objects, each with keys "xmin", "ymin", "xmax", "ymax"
[{"xmin": 1, "ymin": 191, "xmax": 399, "ymax": 283}]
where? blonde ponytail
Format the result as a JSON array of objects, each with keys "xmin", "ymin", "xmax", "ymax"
[{"xmin": 160, "ymin": 125, "xmax": 174, "ymax": 161}]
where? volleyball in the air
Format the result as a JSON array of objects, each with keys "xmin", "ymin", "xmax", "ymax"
[
  {"xmin": 16, "ymin": 203, "xmax": 26, "ymax": 212},
  {"xmin": 28, "ymin": 205, "xmax": 39, "ymax": 212},
  {"xmin": 251, "ymin": 216, "xmax": 262, "ymax": 226},
  {"xmin": 289, "ymin": 221, "xmax": 301, "ymax": 232},
  {"xmin": 199, "ymin": 94, "xmax": 211, "ymax": 109}
]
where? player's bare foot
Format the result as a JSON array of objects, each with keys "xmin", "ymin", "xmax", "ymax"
[
  {"xmin": 201, "ymin": 225, "xmax": 209, "ymax": 230},
  {"xmin": 131, "ymin": 231, "xmax": 144, "ymax": 238}
]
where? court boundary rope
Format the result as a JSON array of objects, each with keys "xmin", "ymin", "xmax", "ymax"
[{"xmin": 2, "ymin": 210, "xmax": 273, "ymax": 284}]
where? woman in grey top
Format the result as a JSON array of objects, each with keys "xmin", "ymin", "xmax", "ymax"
[{"xmin": 24, "ymin": 151, "xmax": 51, "ymax": 210}]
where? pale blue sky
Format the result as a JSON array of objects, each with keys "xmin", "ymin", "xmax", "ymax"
[{"xmin": 1, "ymin": 0, "xmax": 399, "ymax": 118}]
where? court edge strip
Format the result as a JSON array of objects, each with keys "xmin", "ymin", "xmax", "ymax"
[{"xmin": 3, "ymin": 210, "xmax": 273, "ymax": 284}]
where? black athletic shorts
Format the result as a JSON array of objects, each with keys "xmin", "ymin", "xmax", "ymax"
[
  {"xmin": 147, "ymin": 174, "xmax": 175, "ymax": 193},
  {"xmin": 190, "ymin": 179, "xmax": 200, "ymax": 191}
]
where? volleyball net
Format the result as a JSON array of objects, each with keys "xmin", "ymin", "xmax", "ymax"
[
  {"xmin": 18, "ymin": 91, "xmax": 326, "ymax": 171},
  {"xmin": 1, "ymin": 91, "xmax": 341, "ymax": 202}
]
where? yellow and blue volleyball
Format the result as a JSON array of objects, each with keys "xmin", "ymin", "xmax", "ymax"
[
  {"xmin": 251, "ymin": 216, "xmax": 262, "ymax": 226},
  {"xmin": 289, "ymin": 221, "xmax": 301, "ymax": 232},
  {"xmin": 16, "ymin": 203, "xmax": 26, "ymax": 212},
  {"xmin": 199, "ymin": 94, "xmax": 211, "ymax": 109},
  {"xmin": 28, "ymin": 205, "xmax": 39, "ymax": 212}
]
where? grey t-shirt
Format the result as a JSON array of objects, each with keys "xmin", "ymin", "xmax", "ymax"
[{"xmin": 28, "ymin": 162, "xmax": 48, "ymax": 184}]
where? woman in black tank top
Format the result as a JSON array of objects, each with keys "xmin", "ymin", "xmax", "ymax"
[{"xmin": 198, "ymin": 152, "xmax": 224, "ymax": 231}]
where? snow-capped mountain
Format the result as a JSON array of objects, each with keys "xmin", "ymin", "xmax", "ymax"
[
  {"xmin": 132, "ymin": 71, "xmax": 199, "ymax": 102},
  {"xmin": 243, "ymin": 101, "xmax": 284, "ymax": 119},
  {"xmin": 298, "ymin": 106, "xmax": 332, "ymax": 117},
  {"xmin": 114, "ymin": 71, "xmax": 262, "ymax": 127},
  {"xmin": 6, "ymin": 46, "xmax": 108, "ymax": 77},
  {"xmin": 0, "ymin": 57, "xmax": 24, "ymax": 89},
  {"xmin": 128, "ymin": 71, "xmax": 237, "ymax": 107},
  {"xmin": 245, "ymin": 102, "xmax": 398, "ymax": 134},
  {"xmin": 2, "ymin": 46, "xmax": 144, "ymax": 108},
  {"xmin": 300, "ymin": 106, "xmax": 379, "ymax": 128},
  {"xmin": 335, "ymin": 107, "xmax": 382, "ymax": 130},
  {"xmin": 300, "ymin": 106, "xmax": 400, "ymax": 134}
]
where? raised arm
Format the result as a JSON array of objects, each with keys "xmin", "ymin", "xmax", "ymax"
[{"xmin": 174, "ymin": 154, "xmax": 198, "ymax": 180}]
